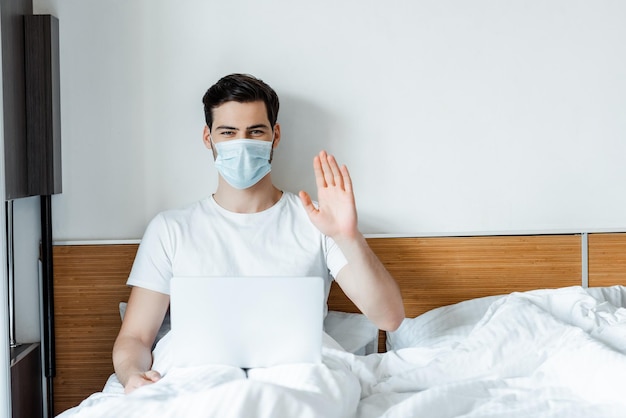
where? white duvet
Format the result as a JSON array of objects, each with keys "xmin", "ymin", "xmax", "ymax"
[{"xmin": 58, "ymin": 286, "xmax": 626, "ymax": 418}]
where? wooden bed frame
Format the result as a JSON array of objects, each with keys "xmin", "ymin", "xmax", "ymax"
[{"xmin": 51, "ymin": 232, "xmax": 626, "ymax": 415}]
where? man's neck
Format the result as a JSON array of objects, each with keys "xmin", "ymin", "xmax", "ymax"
[{"xmin": 213, "ymin": 177, "xmax": 283, "ymax": 213}]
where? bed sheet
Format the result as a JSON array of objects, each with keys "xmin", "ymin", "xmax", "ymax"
[
  {"xmin": 57, "ymin": 286, "xmax": 626, "ymax": 418},
  {"xmin": 359, "ymin": 286, "xmax": 626, "ymax": 417},
  {"xmin": 56, "ymin": 333, "xmax": 361, "ymax": 418}
]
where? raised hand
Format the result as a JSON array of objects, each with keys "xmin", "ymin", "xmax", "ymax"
[
  {"xmin": 300, "ymin": 151, "xmax": 405, "ymax": 331},
  {"xmin": 299, "ymin": 150, "xmax": 359, "ymax": 242}
]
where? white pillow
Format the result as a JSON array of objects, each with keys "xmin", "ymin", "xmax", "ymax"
[
  {"xmin": 324, "ymin": 311, "xmax": 379, "ymax": 355},
  {"xmin": 386, "ymin": 295, "xmax": 503, "ymax": 351},
  {"xmin": 386, "ymin": 286, "xmax": 626, "ymax": 351},
  {"xmin": 585, "ymin": 285, "xmax": 626, "ymax": 308}
]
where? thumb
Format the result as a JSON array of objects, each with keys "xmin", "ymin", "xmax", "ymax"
[
  {"xmin": 144, "ymin": 370, "xmax": 162, "ymax": 382},
  {"xmin": 298, "ymin": 191, "xmax": 316, "ymax": 214}
]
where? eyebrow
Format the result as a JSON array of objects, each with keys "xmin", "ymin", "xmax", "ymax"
[
  {"xmin": 247, "ymin": 124, "xmax": 271, "ymax": 130},
  {"xmin": 215, "ymin": 125, "xmax": 239, "ymax": 131},
  {"xmin": 214, "ymin": 124, "xmax": 271, "ymax": 131}
]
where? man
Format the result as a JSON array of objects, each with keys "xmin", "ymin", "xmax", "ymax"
[{"xmin": 113, "ymin": 73, "xmax": 404, "ymax": 394}]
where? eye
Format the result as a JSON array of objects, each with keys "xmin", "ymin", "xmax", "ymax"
[{"xmin": 249, "ymin": 129, "xmax": 265, "ymax": 137}]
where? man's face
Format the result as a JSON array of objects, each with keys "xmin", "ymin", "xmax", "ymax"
[{"xmin": 203, "ymin": 101, "xmax": 280, "ymax": 152}]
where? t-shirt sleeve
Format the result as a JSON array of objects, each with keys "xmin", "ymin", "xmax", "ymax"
[
  {"xmin": 325, "ymin": 235, "xmax": 348, "ymax": 280},
  {"xmin": 127, "ymin": 214, "xmax": 172, "ymax": 295}
]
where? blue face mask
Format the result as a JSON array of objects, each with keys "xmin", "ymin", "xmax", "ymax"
[{"xmin": 212, "ymin": 138, "xmax": 273, "ymax": 189}]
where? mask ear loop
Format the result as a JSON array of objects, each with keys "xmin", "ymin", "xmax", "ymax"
[
  {"xmin": 269, "ymin": 132, "xmax": 276, "ymax": 163},
  {"xmin": 209, "ymin": 134, "xmax": 218, "ymax": 160}
]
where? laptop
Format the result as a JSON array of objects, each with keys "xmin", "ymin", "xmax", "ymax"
[{"xmin": 169, "ymin": 276, "xmax": 324, "ymax": 368}]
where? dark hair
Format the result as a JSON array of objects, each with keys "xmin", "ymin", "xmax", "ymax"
[{"xmin": 202, "ymin": 73, "xmax": 280, "ymax": 130}]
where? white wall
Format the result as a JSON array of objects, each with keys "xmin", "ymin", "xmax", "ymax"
[{"xmin": 34, "ymin": 0, "xmax": 626, "ymax": 240}]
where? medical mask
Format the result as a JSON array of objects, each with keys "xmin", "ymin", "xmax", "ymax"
[{"xmin": 212, "ymin": 138, "xmax": 273, "ymax": 189}]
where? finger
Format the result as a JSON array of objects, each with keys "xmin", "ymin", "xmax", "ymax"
[
  {"xmin": 319, "ymin": 151, "xmax": 335, "ymax": 187},
  {"xmin": 326, "ymin": 154, "xmax": 344, "ymax": 189},
  {"xmin": 298, "ymin": 191, "xmax": 319, "ymax": 219},
  {"xmin": 145, "ymin": 370, "xmax": 162, "ymax": 382},
  {"xmin": 298, "ymin": 191, "xmax": 313, "ymax": 209},
  {"xmin": 340, "ymin": 165, "xmax": 353, "ymax": 194},
  {"xmin": 312, "ymin": 155, "xmax": 326, "ymax": 189}
]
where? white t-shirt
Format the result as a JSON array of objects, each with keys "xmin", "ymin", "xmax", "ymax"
[{"xmin": 127, "ymin": 192, "xmax": 348, "ymax": 303}]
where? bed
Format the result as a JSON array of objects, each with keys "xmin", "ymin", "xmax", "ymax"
[{"xmin": 51, "ymin": 232, "xmax": 626, "ymax": 417}]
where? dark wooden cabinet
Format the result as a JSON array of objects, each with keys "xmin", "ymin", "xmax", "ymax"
[
  {"xmin": 24, "ymin": 14, "xmax": 63, "ymax": 196},
  {"xmin": 1, "ymin": 0, "xmax": 32, "ymax": 199},
  {"xmin": 2, "ymin": 2, "xmax": 62, "ymax": 198},
  {"xmin": 10, "ymin": 343, "xmax": 43, "ymax": 418}
]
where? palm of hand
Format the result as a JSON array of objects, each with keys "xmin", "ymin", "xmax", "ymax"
[{"xmin": 299, "ymin": 151, "xmax": 359, "ymax": 241}]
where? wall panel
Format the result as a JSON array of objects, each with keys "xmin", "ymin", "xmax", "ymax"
[{"xmin": 588, "ymin": 233, "xmax": 626, "ymax": 287}]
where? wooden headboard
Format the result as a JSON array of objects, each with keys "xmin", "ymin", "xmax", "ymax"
[{"xmin": 52, "ymin": 232, "xmax": 626, "ymax": 415}]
